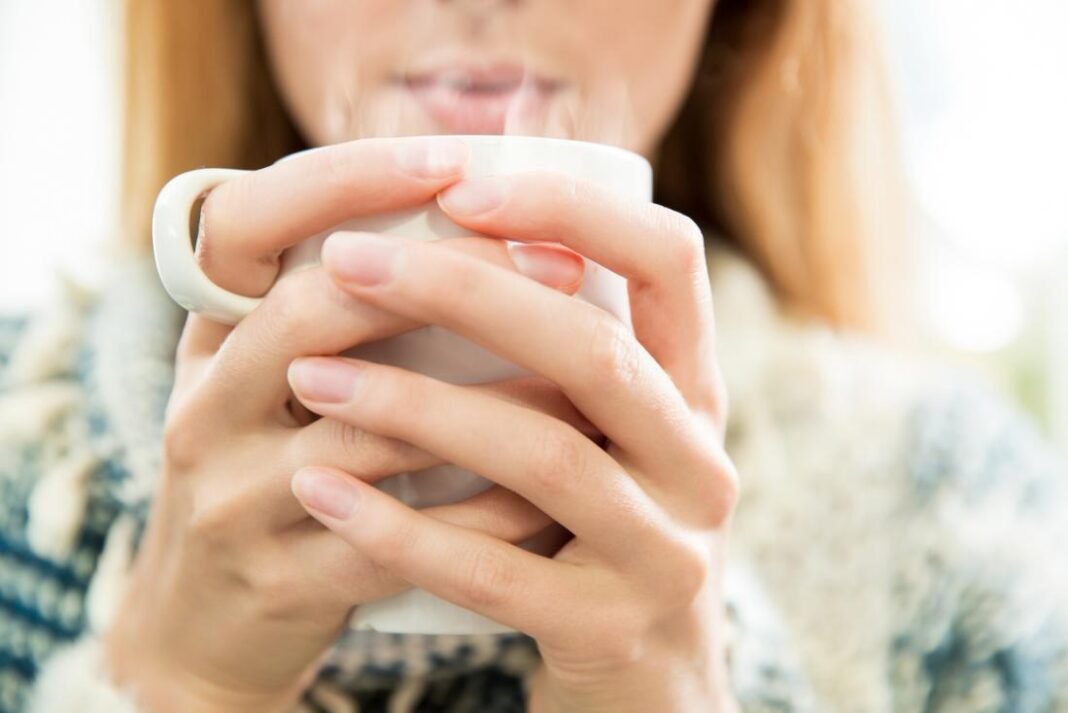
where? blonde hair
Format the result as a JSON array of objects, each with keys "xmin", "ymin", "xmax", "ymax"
[{"xmin": 121, "ymin": 0, "xmax": 910, "ymax": 334}]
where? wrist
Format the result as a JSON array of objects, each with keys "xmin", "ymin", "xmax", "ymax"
[
  {"xmin": 102, "ymin": 624, "xmax": 302, "ymax": 713},
  {"xmin": 528, "ymin": 649, "xmax": 738, "ymax": 713}
]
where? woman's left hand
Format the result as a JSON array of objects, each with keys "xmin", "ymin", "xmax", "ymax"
[{"xmin": 286, "ymin": 171, "xmax": 740, "ymax": 713}]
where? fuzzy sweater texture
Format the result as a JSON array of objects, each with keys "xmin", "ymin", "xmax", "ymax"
[{"xmin": 0, "ymin": 245, "xmax": 1066, "ymax": 712}]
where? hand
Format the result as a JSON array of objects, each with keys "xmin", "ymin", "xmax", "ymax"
[
  {"xmin": 285, "ymin": 170, "xmax": 740, "ymax": 712},
  {"xmin": 103, "ymin": 137, "xmax": 597, "ymax": 712}
]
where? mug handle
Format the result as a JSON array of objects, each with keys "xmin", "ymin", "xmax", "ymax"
[{"xmin": 152, "ymin": 167, "xmax": 261, "ymax": 325}]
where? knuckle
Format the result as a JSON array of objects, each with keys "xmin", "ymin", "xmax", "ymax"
[
  {"xmin": 186, "ymin": 476, "xmax": 267, "ymax": 544},
  {"xmin": 661, "ymin": 210, "xmax": 706, "ymax": 275},
  {"xmin": 585, "ymin": 314, "xmax": 643, "ymax": 390},
  {"xmin": 709, "ymin": 457, "xmax": 741, "ymax": 523},
  {"xmin": 162, "ymin": 399, "xmax": 206, "ymax": 474},
  {"xmin": 186, "ymin": 486, "xmax": 239, "ymax": 541},
  {"xmin": 330, "ymin": 418, "xmax": 372, "ymax": 465},
  {"xmin": 582, "ymin": 601, "xmax": 647, "ymax": 666},
  {"xmin": 318, "ymin": 417, "xmax": 423, "ymax": 479},
  {"xmin": 360, "ymin": 554, "xmax": 402, "ymax": 594},
  {"xmin": 246, "ymin": 562, "xmax": 305, "ymax": 621},
  {"xmin": 686, "ymin": 442, "xmax": 740, "ymax": 526},
  {"xmin": 665, "ymin": 457, "xmax": 739, "ymax": 531},
  {"xmin": 369, "ymin": 517, "xmax": 419, "ymax": 571},
  {"xmin": 659, "ymin": 536, "xmax": 713, "ymax": 605},
  {"xmin": 346, "ymin": 368, "xmax": 410, "ymax": 440},
  {"xmin": 260, "ymin": 270, "xmax": 317, "ymax": 341},
  {"xmin": 596, "ymin": 631, "xmax": 644, "ymax": 668},
  {"xmin": 460, "ymin": 545, "xmax": 514, "ymax": 609},
  {"xmin": 431, "ymin": 252, "xmax": 486, "ymax": 318}
]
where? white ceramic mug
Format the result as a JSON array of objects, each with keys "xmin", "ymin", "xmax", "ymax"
[{"xmin": 152, "ymin": 134, "xmax": 653, "ymax": 634}]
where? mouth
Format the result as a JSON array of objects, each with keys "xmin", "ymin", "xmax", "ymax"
[{"xmin": 396, "ymin": 63, "xmax": 565, "ymax": 134}]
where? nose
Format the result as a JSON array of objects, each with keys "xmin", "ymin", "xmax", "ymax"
[{"xmin": 434, "ymin": 0, "xmax": 520, "ymax": 34}]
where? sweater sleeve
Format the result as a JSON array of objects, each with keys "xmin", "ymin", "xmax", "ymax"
[
  {"xmin": 724, "ymin": 564, "xmax": 821, "ymax": 712},
  {"xmin": 23, "ymin": 578, "xmax": 822, "ymax": 713},
  {"xmin": 25, "ymin": 634, "xmax": 335, "ymax": 713},
  {"xmin": 898, "ymin": 374, "xmax": 1068, "ymax": 711},
  {"xmin": 0, "ymin": 314, "xmax": 28, "ymax": 384},
  {"xmin": 23, "ymin": 634, "xmax": 144, "ymax": 713},
  {"xmin": 0, "ymin": 304, "xmax": 128, "ymax": 713}
]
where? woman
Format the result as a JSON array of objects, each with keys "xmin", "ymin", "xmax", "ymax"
[{"xmin": 3, "ymin": 0, "xmax": 1066, "ymax": 711}]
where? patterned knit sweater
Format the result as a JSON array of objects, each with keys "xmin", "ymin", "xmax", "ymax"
[{"xmin": 1, "ymin": 245, "xmax": 1066, "ymax": 712}]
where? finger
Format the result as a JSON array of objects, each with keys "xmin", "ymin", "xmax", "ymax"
[
  {"xmin": 438, "ymin": 172, "xmax": 725, "ymax": 426},
  {"xmin": 196, "ymin": 136, "xmax": 471, "ymax": 298},
  {"xmin": 224, "ymin": 422, "xmax": 467, "ymax": 532},
  {"xmin": 289, "ymin": 481, "xmax": 557, "ymax": 607},
  {"xmin": 194, "ymin": 237, "xmax": 583, "ymax": 424},
  {"xmin": 290, "ymin": 374, "xmax": 603, "ymax": 477},
  {"xmin": 272, "ymin": 376, "xmax": 602, "ymax": 528},
  {"xmin": 422, "ymin": 484, "xmax": 557, "ymax": 544},
  {"xmin": 287, "ymin": 357, "xmax": 679, "ymax": 562},
  {"xmin": 174, "ymin": 310, "xmax": 234, "ymax": 363},
  {"xmin": 465, "ymin": 375, "xmax": 603, "ymax": 443},
  {"xmin": 271, "ymin": 422, "xmax": 429, "ymax": 527},
  {"xmin": 291, "ymin": 465, "xmax": 590, "ymax": 640},
  {"xmin": 320, "ymin": 233, "xmax": 714, "ymax": 479}
]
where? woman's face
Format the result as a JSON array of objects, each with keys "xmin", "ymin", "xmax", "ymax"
[{"xmin": 256, "ymin": 0, "xmax": 715, "ymax": 159}]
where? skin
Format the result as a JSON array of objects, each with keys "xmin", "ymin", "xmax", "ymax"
[{"xmin": 105, "ymin": 2, "xmax": 738, "ymax": 711}]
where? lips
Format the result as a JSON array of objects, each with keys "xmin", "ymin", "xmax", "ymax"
[{"xmin": 399, "ymin": 63, "xmax": 563, "ymax": 134}]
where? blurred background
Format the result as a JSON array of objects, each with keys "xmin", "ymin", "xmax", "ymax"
[{"xmin": 1, "ymin": 1, "xmax": 1066, "ymax": 453}]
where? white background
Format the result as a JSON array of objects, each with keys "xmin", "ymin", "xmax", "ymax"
[{"xmin": 0, "ymin": 1, "xmax": 121, "ymax": 309}]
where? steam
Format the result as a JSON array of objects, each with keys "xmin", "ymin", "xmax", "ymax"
[{"xmin": 506, "ymin": 73, "xmax": 633, "ymax": 147}]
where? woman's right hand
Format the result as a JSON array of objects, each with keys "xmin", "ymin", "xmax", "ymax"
[{"xmin": 102, "ymin": 137, "xmax": 596, "ymax": 713}]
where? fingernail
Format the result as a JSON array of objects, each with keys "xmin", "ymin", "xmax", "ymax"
[
  {"xmin": 288, "ymin": 358, "xmax": 365, "ymax": 403},
  {"xmin": 438, "ymin": 177, "xmax": 507, "ymax": 216},
  {"xmin": 322, "ymin": 233, "xmax": 398, "ymax": 286},
  {"xmin": 293, "ymin": 468, "xmax": 360, "ymax": 520},
  {"xmin": 507, "ymin": 243, "xmax": 585, "ymax": 289},
  {"xmin": 395, "ymin": 137, "xmax": 470, "ymax": 178}
]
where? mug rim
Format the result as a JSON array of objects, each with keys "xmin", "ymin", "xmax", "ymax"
[{"xmin": 275, "ymin": 134, "xmax": 650, "ymax": 174}]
